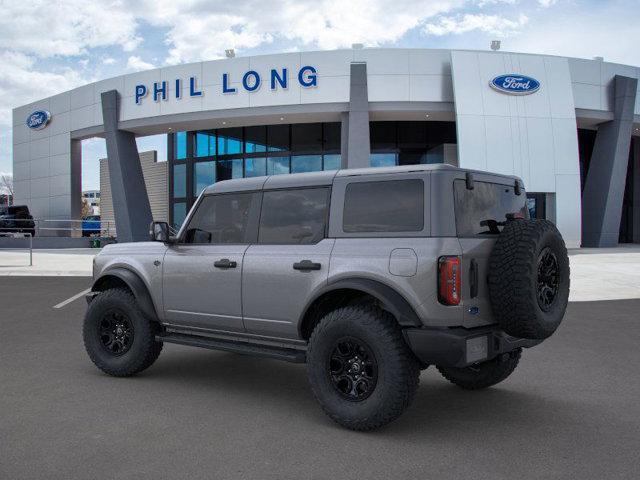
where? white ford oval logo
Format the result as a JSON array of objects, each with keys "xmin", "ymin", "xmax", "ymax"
[
  {"xmin": 26, "ymin": 110, "xmax": 51, "ymax": 130},
  {"xmin": 490, "ymin": 74, "xmax": 540, "ymax": 95}
]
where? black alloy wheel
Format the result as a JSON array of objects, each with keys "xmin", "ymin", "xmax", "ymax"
[
  {"xmin": 98, "ymin": 310, "xmax": 134, "ymax": 356},
  {"xmin": 328, "ymin": 337, "xmax": 378, "ymax": 401},
  {"xmin": 537, "ymin": 247, "xmax": 559, "ymax": 311}
]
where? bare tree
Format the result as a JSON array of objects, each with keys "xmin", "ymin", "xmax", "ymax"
[{"xmin": 0, "ymin": 173, "xmax": 13, "ymax": 206}]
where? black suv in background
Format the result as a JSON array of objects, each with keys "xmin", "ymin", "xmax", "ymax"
[{"xmin": 0, "ymin": 205, "xmax": 36, "ymax": 237}]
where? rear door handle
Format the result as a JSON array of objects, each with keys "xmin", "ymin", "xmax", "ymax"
[
  {"xmin": 214, "ymin": 258, "xmax": 237, "ymax": 269},
  {"xmin": 293, "ymin": 260, "xmax": 321, "ymax": 271}
]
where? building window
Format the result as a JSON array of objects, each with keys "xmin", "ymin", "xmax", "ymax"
[
  {"xmin": 172, "ymin": 202, "xmax": 187, "ymax": 230},
  {"xmin": 267, "ymin": 157, "xmax": 290, "ymax": 175},
  {"xmin": 323, "ymin": 154, "xmax": 341, "ymax": 171},
  {"xmin": 369, "ymin": 121, "xmax": 457, "ymax": 166},
  {"xmin": 245, "ymin": 157, "xmax": 267, "ymax": 177},
  {"xmin": 291, "ymin": 155, "xmax": 322, "ymax": 173},
  {"xmin": 174, "ymin": 131, "xmax": 187, "ymax": 160},
  {"xmin": 371, "ymin": 153, "xmax": 397, "ymax": 168},
  {"xmin": 245, "ymin": 126, "xmax": 267, "ymax": 153},
  {"xmin": 195, "ymin": 131, "xmax": 216, "ymax": 157},
  {"xmin": 218, "ymin": 128, "xmax": 243, "ymax": 155},
  {"xmin": 168, "ymin": 123, "xmax": 341, "ymax": 222},
  {"xmin": 217, "ymin": 159, "xmax": 243, "ymax": 181},
  {"xmin": 173, "ymin": 163, "xmax": 187, "ymax": 198},
  {"xmin": 194, "ymin": 161, "xmax": 215, "ymax": 196}
]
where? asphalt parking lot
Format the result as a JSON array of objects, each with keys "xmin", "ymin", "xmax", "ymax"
[{"xmin": 1, "ymin": 277, "xmax": 639, "ymax": 479}]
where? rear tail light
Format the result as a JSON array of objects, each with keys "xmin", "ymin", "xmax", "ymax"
[{"xmin": 438, "ymin": 256, "xmax": 461, "ymax": 306}]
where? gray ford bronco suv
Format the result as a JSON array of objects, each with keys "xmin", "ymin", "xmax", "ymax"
[{"xmin": 84, "ymin": 164, "xmax": 570, "ymax": 431}]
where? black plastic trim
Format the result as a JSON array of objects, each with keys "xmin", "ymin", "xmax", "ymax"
[
  {"xmin": 158, "ymin": 332, "xmax": 306, "ymax": 363},
  {"xmin": 92, "ymin": 268, "xmax": 159, "ymax": 321},
  {"xmin": 403, "ymin": 325, "xmax": 542, "ymax": 368},
  {"xmin": 299, "ymin": 278, "xmax": 422, "ymax": 331}
]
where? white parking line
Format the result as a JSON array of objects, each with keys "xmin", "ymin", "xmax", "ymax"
[{"xmin": 53, "ymin": 288, "xmax": 91, "ymax": 309}]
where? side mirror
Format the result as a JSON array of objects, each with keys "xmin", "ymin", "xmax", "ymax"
[{"xmin": 149, "ymin": 221, "xmax": 170, "ymax": 242}]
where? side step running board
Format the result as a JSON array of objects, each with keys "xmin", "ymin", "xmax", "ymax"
[{"xmin": 156, "ymin": 332, "xmax": 307, "ymax": 364}]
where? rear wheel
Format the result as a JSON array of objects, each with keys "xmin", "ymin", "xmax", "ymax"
[
  {"xmin": 307, "ymin": 304, "xmax": 420, "ymax": 431},
  {"xmin": 437, "ymin": 348, "xmax": 521, "ymax": 390},
  {"xmin": 83, "ymin": 288, "xmax": 163, "ymax": 376}
]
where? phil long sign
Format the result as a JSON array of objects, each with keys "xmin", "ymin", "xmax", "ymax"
[
  {"xmin": 490, "ymin": 74, "xmax": 540, "ymax": 95},
  {"xmin": 135, "ymin": 66, "xmax": 318, "ymax": 105}
]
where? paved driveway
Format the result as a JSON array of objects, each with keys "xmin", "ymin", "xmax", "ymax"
[{"xmin": 1, "ymin": 277, "xmax": 639, "ymax": 479}]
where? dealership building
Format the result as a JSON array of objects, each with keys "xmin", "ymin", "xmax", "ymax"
[{"xmin": 11, "ymin": 48, "xmax": 640, "ymax": 248}]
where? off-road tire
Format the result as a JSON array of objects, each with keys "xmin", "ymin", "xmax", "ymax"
[
  {"xmin": 307, "ymin": 305, "xmax": 420, "ymax": 431},
  {"xmin": 83, "ymin": 288, "xmax": 163, "ymax": 376},
  {"xmin": 437, "ymin": 348, "xmax": 521, "ymax": 390},
  {"xmin": 488, "ymin": 219, "xmax": 569, "ymax": 340}
]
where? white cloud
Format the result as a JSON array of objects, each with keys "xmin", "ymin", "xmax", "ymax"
[
  {"xmin": 133, "ymin": 0, "xmax": 465, "ymax": 64},
  {"xmin": 538, "ymin": 0, "xmax": 558, "ymax": 7},
  {"xmin": 0, "ymin": 0, "xmax": 141, "ymax": 57},
  {"xmin": 102, "ymin": 57, "xmax": 116, "ymax": 65},
  {"xmin": 0, "ymin": 51, "xmax": 87, "ymax": 125},
  {"xmin": 126, "ymin": 56, "xmax": 156, "ymax": 72},
  {"xmin": 424, "ymin": 13, "xmax": 529, "ymax": 36}
]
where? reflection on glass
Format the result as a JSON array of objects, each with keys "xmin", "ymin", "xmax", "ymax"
[
  {"xmin": 173, "ymin": 163, "xmax": 186, "ymax": 197},
  {"xmin": 245, "ymin": 158, "xmax": 267, "ymax": 177},
  {"xmin": 195, "ymin": 131, "xmax": 215, "ymax": 157},
  {"xmin": 323, "ymin": 154, "xmax": 341, "ymax": 171},
  {"xmin": 245, "ymin": 126, "xmax": 267, "ymax": 153},
  {"xmin": 291, "ymin": 155, "xmax": 322, "ymax": 173},
  {"xmin": 267, "ymin": 157, "xmax": 290, "ymax": 175},
  {"xmin": 217, "ymin": 128, "xmax": 243, "ymax": 155},
  {"xmin": 267, "ymin": 124, "xmax": 289, "ymax": 152},
  {"xmin": 194, "ymin": 161, "xmax": 216, "ymax": 196},
  {"xmin": 175, "ymin": 131, "xmax": 187, "ymax": 160},
  {"xmin": 172, "ymin": 202, "xmax": 186, "ymax": 230},
  {"xmin": 217, "ymin": 159, "xmax": 243, "ymax": 181},
  {"xmin": 370, "ymin": 153, "xmax": 397, "ymax": 168}
]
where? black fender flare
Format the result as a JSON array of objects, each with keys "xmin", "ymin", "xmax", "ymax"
[
  {"xmin": 92, "ymin": 267, "xmax": 159, "ymax": 321},
  {"xmin": 299, "ymin": 278, "xmax": 422, "ymax": 329}
]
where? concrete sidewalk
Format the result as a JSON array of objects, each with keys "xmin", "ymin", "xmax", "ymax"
[{"xmin": 0, "ymin": 245, "xmax": 639, "ymax": 301}]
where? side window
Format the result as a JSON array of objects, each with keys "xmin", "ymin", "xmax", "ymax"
[
  {"xmin": 183, "ymin": 193, "xmax": 254, "ymax": 244},
  {"xmin": 343, "ymin": 179, "xmax": 424, "ymax": 232},
  {"xmin": 259, "ymin": 188, "xmax": 329, "ymax": 244}
]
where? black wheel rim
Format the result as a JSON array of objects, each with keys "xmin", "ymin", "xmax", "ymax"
[
  {"xmin": 328, "ymin": 337, "xmax": 378, "ymax": 402},
  {"xmin": 98, "ymin": 310, "xmax": 134, "ymax": 356},
  {"xmin": 537, "ymin": 247, "xmax": 559, "ymax": 311}
]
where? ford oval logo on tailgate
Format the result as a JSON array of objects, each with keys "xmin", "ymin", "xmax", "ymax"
[
  {"xmin": 26, "ymin": 110, "xmax": 51, "ymax": 130},
  {"xmin": 490, "ymin": 74, "xmax": 540, "ymax": 95}
]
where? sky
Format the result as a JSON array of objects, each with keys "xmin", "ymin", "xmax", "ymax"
[{"xmin": 0, "ymin": 0, "xmax": 639, "ymax": 191}]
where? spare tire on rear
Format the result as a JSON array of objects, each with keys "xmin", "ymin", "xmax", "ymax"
[{"xmin": 488, "ymin": 219, "xmax": 570, "ymax": 340}]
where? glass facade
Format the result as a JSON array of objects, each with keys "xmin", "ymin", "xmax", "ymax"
[
  {"xmin": 168, "ymin": 122, "xmax": 342, "ymax": 227},
  {"xmin": 168, "ymin": 120, "xmax": 457, "ymax": 228}
]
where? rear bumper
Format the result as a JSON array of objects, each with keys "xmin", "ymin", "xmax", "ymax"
[{"xmin": 403, "ymin": 325, "xmax": 542, "ymax": 368}]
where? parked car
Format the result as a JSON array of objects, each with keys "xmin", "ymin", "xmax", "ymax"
[
  {"xmin": 82, "ymin": 164, "xmax": 570, "ymax": 431},
  {"xmin": 0, "ymin": 205, "xmax": 35, "ymax": 237},
  {"xmin": 82, "ymin": 215, "xmax": 101, "ymax": 237}
]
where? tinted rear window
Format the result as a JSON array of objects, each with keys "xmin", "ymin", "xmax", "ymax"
[
  {"xmin": 454, "ymin": 180, "xmax": 528, "ymax": 236},
  {"xmin": 343, "ymin": 179, "xmax": 424, "ymax": 233}
]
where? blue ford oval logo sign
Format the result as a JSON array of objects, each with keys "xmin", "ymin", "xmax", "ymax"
[
  {"xmin": 26, "ymin": 110, "xmax": 51, "ymax": 130},
  {"xmin": 490, "ymin": 74, "xmax": 540, "ymax": 95}
]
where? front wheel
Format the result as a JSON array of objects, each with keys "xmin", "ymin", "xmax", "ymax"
[
  {"xmin": 307, "ymin": 305, "xmax": 420, "ymax": 431},
  {"xmin": 437, "ymin": 348, "xmax": 522, "ymax": 390},
  {"xmin": 83, "ymin": 288, "xmax": 163, "ymax": 376}
]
